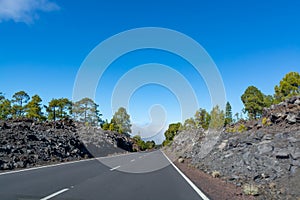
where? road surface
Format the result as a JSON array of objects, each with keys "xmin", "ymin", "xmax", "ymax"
[{"xmin": 0, "ymin": 150, "xmax": 209, "ymax": 200}]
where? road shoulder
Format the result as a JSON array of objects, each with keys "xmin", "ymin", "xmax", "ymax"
[{"xmin": 174, "ymin": 158, "xmax": 255, "ymax": 200}]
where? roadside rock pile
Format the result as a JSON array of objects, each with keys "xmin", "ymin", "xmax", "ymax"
[
  {"xmin": 0, "ymin": 119, "xmax": 91, "ymax": 170},
  {"xmin": 165, "ymin": 128, "xmax": 205, "ymax": 159},
  {"xmin": 264, "ymin": 96, "xmax": 300, "ymax": 126},
  {"xmin": 230, "ymin": 96, "xmax": 300, "ymax": 133},
  {"xmin": 77, "ymin": 124, "xmax": 133, "ymax": 157},
  {"xmin": 167, "ymin": 96, "xmax": 300, "ymax": 199},
  {"xmin": 0, "ymin": 119, "xmax": 134, "ymax": 171},
  {"xmin": 195, "ymin": 128, "xmax": 300, "ymax": 199}
]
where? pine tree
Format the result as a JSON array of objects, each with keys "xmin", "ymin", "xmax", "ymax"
[
  {"xmin": 263, "ymin": 95, "xmax": 275, "ymax": 108},
  {"xmin": 224, "ymin": 102, "xmax": 233, "ymax": 126},
  {"xmin": 46, "ymin": 99, "xmax": 60, "ymax": 121},
  {"xmin": 164, "ymin": 122, "xmax": 181, "ymax": 141},
  {"xmin": 194, "ymin": 108, "xmax": 211, "ymax": 130},
  {"xmin": 26, "ymin": 95, "xmax": 45, "ymax": 121},
  {"xmin": 11, "ymin": 91, "xmax": 30, "ymax": 118},
  {"xmin": 101, "ymin": 119, "xmax": 110, "ymax": 130},
  {"xmin": 46, "ymin": 98, "xmax": 73, "ymax": 121},
  {"xmin": 241, "ymin": 86, "xmax": 265, "ymax": 119},
  {"xmin": 57, "ymin": 98, "xmax": 72, "ymax": 119},
  {"xmin": 0, "ymin": 92, "xmax": 4, "ymax": 101},
  {"xmin": 209, "ymin": 105, "xmax": 225, "ymax": 129},
  {"xmin": 275, "ymin": 72, "xmax": 300, "ymax": 102},
  {"xmin": 112, "ymin": 107, "xmax": 132, "ymax": 134},
  {"xmin": 72, "ymin": 98, "xmax": 102, "ymax": 126},
  {"xmin": 0, "ymin": 94, "xmax": 11, "ymax": 120}
]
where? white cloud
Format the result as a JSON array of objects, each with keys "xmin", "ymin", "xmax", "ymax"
[{"xmin": 0, "ymin": 0, "xmax": 59, "ymax": 24}]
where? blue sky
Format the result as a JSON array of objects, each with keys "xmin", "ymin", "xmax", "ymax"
[{"xmin": 0, "ymin": 0, "xmax": 299, "ymax": 142}]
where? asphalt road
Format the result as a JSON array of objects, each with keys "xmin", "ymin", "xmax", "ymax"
[{"xmin": 0, "ymin": 150, "xmax": 208, "ymax": 200}]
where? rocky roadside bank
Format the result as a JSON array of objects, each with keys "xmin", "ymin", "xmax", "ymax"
[
  {"xmin": 165, "ymin": 96, "xmax": 300, "ymax": 199},
  {"xmin": 0, "ymin": 119, "xmax": 134, "ymax": 171}
]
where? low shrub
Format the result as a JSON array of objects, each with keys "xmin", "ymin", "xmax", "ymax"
[
  {"xmin": 211, "ymin": 171, "xmax": 220, "ymax": 178},
  {"xmin": 226, "ymin": 124, "xmax": 247, "ymax": 133},
  {"xmin": 243, "ymin": 184, "xmax": 259, "ymax": 196},
  {"xmin": 237, "ymin": 124, "xmax": 247, "ymax": 132},
  {"xmin": 262, "ymin": 117, "xmax": 272, "ymax": 126}
]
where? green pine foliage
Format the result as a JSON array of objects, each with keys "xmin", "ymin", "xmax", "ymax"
[
  {"xmin": 162, "ymin": 122, "xmax": 181, "ymax": 146},
  {"xmin": 241, "ymin": 86, "xmax": 265, "ymax": 119},
  {"xmin": 101, "ymin": 120, "xmax": 110, "ymax": 130},
  {"xmin": 209, "ymin": 105, "xmax": 225, "ymax": 129},
  {"xmin": 263, "ymin": 95, "xmax": 275, "ymax": 108},
  {"xmin": 0, "ymin": 91, "xmax": 105, "ymax": 126},
  {"xmin": 11, "ymin": 91, "xmax": 30, "ymax": 118},
  {"xmin": 0, "ymin": 93, "xmax": 11, "ymax": 120},
  {"xmin": 133, "ymin": 135, "xmax": 155, "ymax": 151},
  {"xmin": 26, "ymin": 95, "xmax": 45, "ymax": 121},
  {"xmin": 194, "ymin": 108, "xmax": 211, "ymax": 130},
  {"xmin": 224, "ymin": 102, "xmax": 233, "ymax": 126},
  {"xmin": 72, "ymin": 98, "xmax": 102, "ymax": 126},
  {"xmin": 275, "ymin": 72, "xmax": 300, "ymax": 102},
  {"xmin": 46, "ymin": 98, "xmax": 72, "ymax": 121},
  {"xmin": 111, "ymin": 107, "xmax": 132, "ymax": 134}
]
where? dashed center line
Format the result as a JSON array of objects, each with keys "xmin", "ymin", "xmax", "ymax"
[
  {"xmin": 130, "ymin": 159, "xmax": 135, "ymax": 162},
  {"xmin": 40, "ymin": 188, "xmax": 69, "ymax": 200},
  {"xmin": 110, "ymin": 166, "xmax": 121, "ymax": 171}
]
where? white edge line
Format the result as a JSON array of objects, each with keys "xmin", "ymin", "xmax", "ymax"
[
  {"xmin": 0, "ymin": 158, "xmax": 97, "ymax": 176},
  {"xmin": 0, "ymin": 150, "xmax": 159, "ymax": 176},
  {"xmin": 40, "ymin": 188, "xmax": 69, "ymax": 200},
  {"xmin": 110, "ymin": 166, "xmax": 121, "ymax": 171},
  {"xmin": 161, "ymin": 151, "xmax": 210, "ymax": 200},
  {"xmin": 0, "ymin": 152, "xmax": 138, "ymax": 176}
]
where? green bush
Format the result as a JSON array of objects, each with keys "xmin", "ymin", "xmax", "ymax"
[
  {"xmin": 102, "ymin": 122, "xmax": 110, "ymax": 130},
  {"xmin": 237, "ymin": 124, "xmax": 247, "ymax": 132},
  {"xmin": 262, "ymin": 117, "xmax": 271, "ymax": 126},
  {"xmin": 226, "ymin": 124, "xmax": 247, "ymax": 133},
  {"xmin": 162, "ymin": 123, "xmax": 181, "ymax": 145},
  {"xmin": 162, "ymin": 140, "xmax": 172, "ymax": 147},
  {"xmin": 226, "ymin": 127, "xmax": 236, "ymax": 133},
  {"xmin": 133, "ymin": 135, "xmax": 155, "ymax": 151}
]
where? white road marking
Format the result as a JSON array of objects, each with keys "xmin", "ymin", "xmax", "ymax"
[
  {"xmin": 0, "ymin": 152, "xmax": 138, "ymax": 176},
  {"xmin": 161, "ymin": 151, "xmax": 210, "ymax": 200},
  {"xmin": 0, "ymin": 159, "xmax": 96, "ymax": 176},
  {"xmin": 0, "ymin": 151, "xmax": 159, "ymax": 176},
  {"xmin": 139, "ymin": 156, "xmax": 143, "ymax": 159},
  {"xmin": 130, "ymin": 159, "xmax": 135, "ymax": 162},
  {"xmin": 110, "ymin": 166, "xmax": 121, "ymax": 171},
  {"xmin": 40, "ymin": 188, "xmax": 69, "ymax": 200},
  {"xmin": 97, "ymin": 152, "xmax": 139, "ymax": 160}
]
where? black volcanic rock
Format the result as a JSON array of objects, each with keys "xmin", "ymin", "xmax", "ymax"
[
  {"xmin": 0, "ymin": 119, "xmax": 133, "ymax": 171},
  {"xmin": 165, "ymin": 96, "xmax": 300, "ymax": 199}
]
